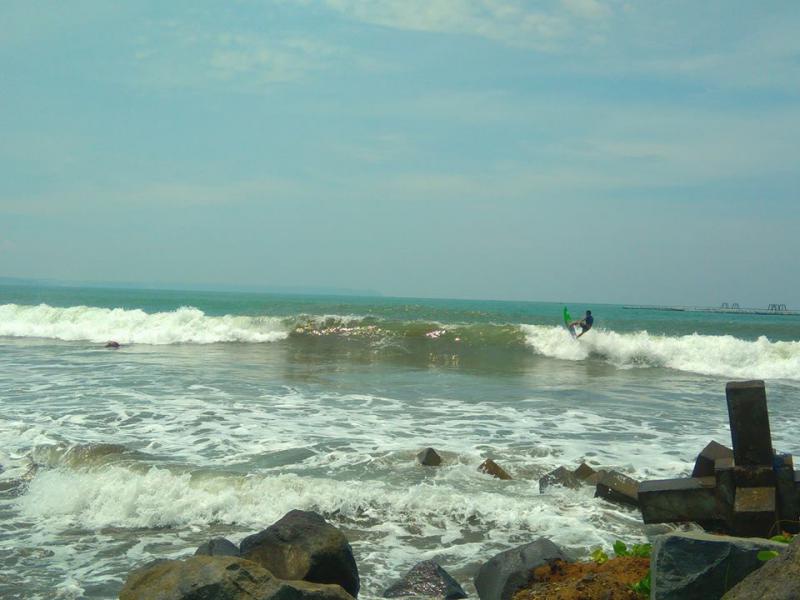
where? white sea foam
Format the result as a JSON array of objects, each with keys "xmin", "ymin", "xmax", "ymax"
[
  {"xmin": 0, "ymin": 303, "xmax": 288, "ymax": 344},
  {"xmin": 522, "ymin": 325, "xmax": 800, "ymax": 381}
]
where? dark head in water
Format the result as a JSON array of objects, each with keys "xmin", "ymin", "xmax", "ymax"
[
  {"xmin": 105, "ymin": 341, "xmax": 120, "ymax": 349},
  {"xmin": 586, "ymin": 310, "xmax": 592, "ymax": 316}
]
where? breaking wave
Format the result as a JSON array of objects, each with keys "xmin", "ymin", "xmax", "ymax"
[
  {"xmin": 0, "ymin": 303, "xmax": 288, "ymax": 344},
  {"xmin": 1, "ymin": 303, "xmax": 797, "ymax": 380},
  {"xmin": 522, "ymin": 325, "xmax": 800, "ymax": 381}
]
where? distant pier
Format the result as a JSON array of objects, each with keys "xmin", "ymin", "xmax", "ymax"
[{"xmin": 623, "ymin": 304, "xmax": 800, "ymax": 316}]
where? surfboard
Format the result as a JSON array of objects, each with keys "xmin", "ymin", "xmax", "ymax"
[{"xmin": 563, "ymin": 306, "xmax": 576, "ymax": 338}]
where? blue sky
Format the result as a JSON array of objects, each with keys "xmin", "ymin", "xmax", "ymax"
[{"xmin": 1, "ymin": 1, "xmax": 798, "ymax": 306}]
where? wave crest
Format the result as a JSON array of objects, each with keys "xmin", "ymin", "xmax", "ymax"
[
  {"xmin": 0, "ymin": 303, "xmax": 288, "ymax": 345},
  {"xmin": 522, "ymin": 325, "xmax": 800, "ymax": 380}
]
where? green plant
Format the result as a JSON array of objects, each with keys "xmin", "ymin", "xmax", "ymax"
[
  {"xmin": 591, "ymin": 548, "xmax": 609, "ymax": 564},
  {"xmin": 758, "ymin": 532, "xmax": 794, "ymax": 562},
  {"xmin": 630, "ymin": 570, "xmax": 651, "ymax": 596},
  {"xmin": 613, "ymin": 540, "xmax": 652, "ymax": 558}
]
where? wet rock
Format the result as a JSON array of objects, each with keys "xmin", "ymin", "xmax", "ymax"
[
  {"xmin": 383, "ymin": 560, "xmax": 466, "ymax": 599},
  {"xmin": 539, "ymin": 466, "xmax": 582, "ymax": 493},
  {"xmin": 417, "ymin": 447, "xmax": 442, "ymax": 467},
  {"xmin": 240, "ymin": 509, "xmax": 360, "ymax": 597},
  {"xmin": 474, "ymin": 538, "xmax": 570, "ymax": 600},
  {"xmin": 651, "ymin": 531, "xmax": 787, "ymax": 600},
  {"xmin": 478, "ymin": 459, "xmax": 512, "ymax": 480},
  {"xmin": 595, "ymin": 470, "xmax": 639, "ymax": 507},
  {"xmin": 195, "ymin": 537, "xmax": 240, "ymax": 557},
  {"xmin": 119, "ymin": 555, "xmax": 354, "ymax": 600},
  {"xmin": 105, "ymin": 340, "xmax": 120, "ymax": 349},
  {"xmin": 722, "ymin": 534, "xmax": 800, "ymax": 599}
]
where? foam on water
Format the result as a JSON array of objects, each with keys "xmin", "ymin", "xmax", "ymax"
[
  {"xmin": 522, "ymin": 324, "xmax": 800, "ymax": 381},
  {"xmin": 0, "ymin": 303, "xmax": 288, "ymax": 344}
]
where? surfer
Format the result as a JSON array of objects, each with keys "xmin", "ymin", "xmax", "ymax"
[{"xmin": 570, "ymin": 310, "xmax": 594, "ymax": 338}]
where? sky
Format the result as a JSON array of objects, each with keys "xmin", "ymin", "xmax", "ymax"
[{"xmin": 1, "ymin": 1, "xmax": 798, "ymax": 306}]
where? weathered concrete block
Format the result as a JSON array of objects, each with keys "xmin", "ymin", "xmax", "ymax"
[
  {"xmin": 639, "ymin": 477, "xmax": 718, "ymax": 524},
  {"xmin": 776, "ymin": 454, "xmax": 800, "ymax": 533},
  {"xmin": 574, "ymin": 463, "xmax": 605, "ymax": 485},
  {"xmin": 726, "ymin": 380, "xmax": 773, "ymax": 467},
  {"xmin": 595, "ymin": 470, "xmax": 639, "ymax": 507},
  {"xmin": 417, "ymin": 447, "xmax": 442, "ymax": 466},
  {"xmin": 478, "ymin": 459, "xmax": 512, "ymax": 480},
  {"xmin": 733, "ymin": 465, "xmax": 775, "ymax": 487},
  {"xmin": 691, "ymin": 440, "xmax": 733, "ymax": 477},
  {"xmin": 539, "ymin": 466, "xmax": 582, "ymax": 493},
  {"xmin": 651, "ymin": 531, "xmax": 787, "ymax": 600},
  {"xmin": 732, "ymin": 487, "xmax": 778, "ymax": 537}
]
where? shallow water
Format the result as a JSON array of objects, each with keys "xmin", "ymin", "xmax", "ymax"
[{"xmin": 1, "ymin": 286, "xmax": 798, "ymax": 598}]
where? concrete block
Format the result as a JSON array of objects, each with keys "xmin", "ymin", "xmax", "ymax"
[
  {"xmin": 726, "ymin": 380, "xmax": 774, "ymax": 467},
  {"xmin": 732, "ymin": 487, "xmax": 778, "ymax": 537},
  {"xmin": 733, "ymin": 466, "xmax": 775, "ymax": 487},
  {"xmin": 478, "ymin": 459, "xmax": 512, "ymax": 480},
  {"xmin": 639, "ymin": 477, "xmax": 718, "ymax": 524},
  {"xmin": 539, "ymin": 466, "xmax": 582, "ymax": 493},
  {"xmin": 691, "ymin": 440, "xmax": 733, "ymax": 478},
  {"xmin": 417, "ymin": 447, "xmax": 442, "ymax": 466},
  {"xmin": 595, "ymin": 470, "xmax": 639, "ymax": 507},
  {"xmin": 573, "ymin": 462, "xmax": 597, "ymax": 481},
  {"xmin": 776, "ymin": 455, "xmax": 800, "ymax": 533}
]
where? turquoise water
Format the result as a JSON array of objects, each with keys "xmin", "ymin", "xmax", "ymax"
[{"xmin": 1, "ymin": 285, "xmax": 799, "ymax": 598}]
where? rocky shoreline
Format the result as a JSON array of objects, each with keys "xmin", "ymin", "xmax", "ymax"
[{"xmin": 118, "ymin": 380, "xmax": 799, "ymax": 599}]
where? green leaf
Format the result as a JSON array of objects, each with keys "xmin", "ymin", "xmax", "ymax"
[
  {"xmin": 629, "ymin": 543, "xmax": 652, "ymax": 558},
  {"xmin": 770, "ymin": 534, "xmax": 792, "ymax": 544},
  {"xmin": 613, "ymin": 540, "xmax": 629, "ymax": 557},
  {"xmin": 757, "ymin": 550, "xmax": 780, "ymax": 561},
  {"xmin": 630, "ymin": 570, "xmax": 651, "ymax": 596},
  {"xmin": 591, "ymin": 548, "xmax": 609, "ymax": 564}
]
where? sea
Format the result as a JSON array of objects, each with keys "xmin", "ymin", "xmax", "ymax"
[{"xmin": 1, "ymin": 284, "xmax": 798, "ymax": 599}]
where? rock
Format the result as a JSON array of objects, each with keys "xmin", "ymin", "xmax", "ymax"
[
  {"xmin": 595, "ymin": 470, "xmax": 639, "ymax": 507},
  {"xmin": 417, "ymin": 448, "xmax": 442, "ymax": 466},
  {"xmin": 240, "ymin": 509, "xmax": 360, "ymax": 597},
  {"xmin": 195, "ymin": 537, "xmax": 240, "ymax": 557},
  {"xmin": 722, "ymin": 534, "xmax": 800, "ymax": 599},
  {"xmin": 119, "ymin": 555, "xmax": 355, "ymax": 600},
  {"xmin": 539, "ymin": 466, "xmax": 582, "ymax": 493},
  {"xmin": 691, "ymin": 440, "xmax": 733, "ymax": 477},
  {"xmin": 474, "ymin": 538, "xmax": 570, "ymax": 600},
  {"xmin": 478, "ymin": 459, "xmax": 512, "ymax": 480},
  {"xmin": 383, "ymin": 560, "xmax": 466, "ymax": 599},
  {"xmin": 105, "ymin": 340, "xmax": 120, "ymax": 348},
  {"xmin": 650, "ymin": 531, "xmax": 787, "ymax": 600}
]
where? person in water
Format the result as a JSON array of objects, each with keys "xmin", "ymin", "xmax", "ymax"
[{"xmin": 570, "ymin": 310, "xmax": 594, "ymax": 338}]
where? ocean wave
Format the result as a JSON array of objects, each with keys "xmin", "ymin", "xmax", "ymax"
[
  {"xmin": 522, "ymin": 325, "xmax": 800, "ymax": 381},
  {"xmin": 0, "ymin": 303, "xmax": 289, "ymax": 345}
]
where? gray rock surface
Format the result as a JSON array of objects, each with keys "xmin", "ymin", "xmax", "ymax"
[
  {"xmin": 651, "ymin": 531, "xmax": 787, "ymax": 600},
  {"xmin": 473, "ymin": 538, "xmax": 570, "ymax": 600},
  {"xmin": 240, "ymin": 509, "xmax": 360, "ymax": 597},
  {"xmin": 722, "ymin": 534, "xmax": 800, "ymax": 599},
  {"xmin": 195, "ymin": 537, "xmax": 240, "ymax": 557},
  {"xmin": 119, "ymin": 555, "xmax": 355, "ymax": 600},
  {"xmin": 383, "ymin": 560, "xmax": 466, "ymax": 599}
]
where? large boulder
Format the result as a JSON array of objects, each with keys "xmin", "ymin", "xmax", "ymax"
[
  {"xmin": 240, "ymin": 510, "xmax": 360, "ymax": 598},
  {"xmin": 651, "ymin": 531, "xmax": 787, "ymax": 599},
  {"xmin": 119, "ymin": 555, "xmax": 355, "ymax": 600},
  {"xmin": 195, "ymin": 537, "xmax": 240, "ymax": 557},
  {"xmin": 474, "ymin": 538, "xmax": 570, "ymax": 600},
  {"xmin": 383, "ymin": 560, "xmax": 466, "ymax": 599},
  {"xmin": 722, "ymin": 534, "xmax": 800, "ymax": 599}
]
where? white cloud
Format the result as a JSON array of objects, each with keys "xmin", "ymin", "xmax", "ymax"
[
  {"xmin": 133, "ymin": 22, "xmax": 340, "ymax": 89},
  {"xmin": 322, "ymin": 0, "xmax": 584, "ymax": 50}
]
